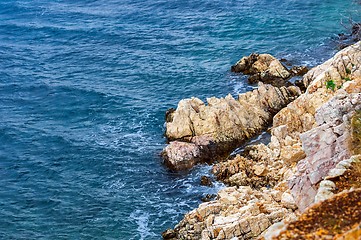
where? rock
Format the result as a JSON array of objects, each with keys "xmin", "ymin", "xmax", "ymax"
[
  {"xmin": 253, "ymin": 164, "xmax": 267, "ymax": 176},
  {"xmin": 281, "ymin": 191, "xmax": 297, "ymax": 210},
  {"xmin": 288, "ymin": 93, "xmax": 361, "ymax": 211},
  {"xmin": 162, "ymin": 229, "xmax": 176, "ymax": 239},
  {"xmin": 162, "ymin": 141, "xmax": 200, "ymax": 171},
  {"xmin": 290, "ymin": 66, "xmax": 309, "ymax": 76},
  {"xmin": 302, "ymin": 42, "xmax": 361, "ymax": 89},
  {"xmin": 200, "ymin": 176, "xmax": 213, "ymax": 187},
  {"xmin": 201, "ymin": 194, "xmax": 217, "ymax": 202},
  {"xmin": 273, "ymin": 189, "xmax": 361, "ymax": 239},
  {"xmin": 170, "ymin": 186, "xmax": 295, "ymax": 240},
  {"xmin": 165, "ymin": 108, "xmax": 176, "ymax": 123},
  {"xmin": 314, "ymin": 180, "xmax": 336, "ymax": 203},
  {"xmin": 164, "ymin": 42, "xmax": 361, "ymax": 240},
  {"xmin": 231, "ymin": 53, "xmax": 291, "ymax": 86},
  {"xmin": 262, "ymin": 222, "xmax": 287, "ymax": 240},
  {"xmin": 163, "ymin": 83, "xmax": 299, "ymax": 171},
  {"xmin": 212, "ymin": 154, "xmax": 276, "ymax": 188}
]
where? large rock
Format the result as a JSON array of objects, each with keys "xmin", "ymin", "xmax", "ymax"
[
  {"xmin": 267, "ymin": 42, "xmax": 361, "ymax": 172},
  {"xmin": 231, "ymin": 53, "xmax": 292, "ymax": 86},
  {"xmin": 288, "ymin": 93, "xmax": 361, "ymax": 211},
  {"xmin": 163, "ymin": 83, "xmax": 300, "ymax": 171},
  {"xmin": 231, "ymin": 53, "xmax": 310, "ymax": 88}
]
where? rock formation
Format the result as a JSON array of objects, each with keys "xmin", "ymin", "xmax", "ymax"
[
  {"xmin": 231, "ymin": 53, "xmax": 308, "ymax": 87},
  {"xmin": 288, "ymin": 93, "xmax": 361, "ymax": 211},
  {"xmin": 164, "ymin": 185, "xmax": 297, "ymax": 240},
  {"xmin": 163, "ymin": 42, "xmax": 361, "ymax": 239},
  {"xmin": 163, "ymin": 83, "xmax": 300, "ymax": 171},
  {"xmin": 263, "ymin": 157, "xmax": 361, "ymax": 240}
]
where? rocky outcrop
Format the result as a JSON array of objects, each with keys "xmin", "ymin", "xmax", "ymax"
[
  {"xmin": 288, "ymin": 93, "xmax": 361, "ymax": 211},
  {"xmin": 231, "ymin": 53, "xmax": 308, "ymax": 87},
  {"xmin": 163, "ymin": 83, "xmax": 300, "ymax": 171},
  {"xmin": 168, "ymin": 185, "xmax": 297, "ymax": 240},
  {"xmin": 164, "ymin": 42, "xmax": 361, "ymax": 239},
  {"xmin": 211, "ymin": 145, "xmax": 293, "ymax": 189},
  {"xmin": 314, "ymin": 155, "xmax": 360, "ymax": 203},
  {"xmin": 262, "ymin": 156, "xmax": 361, "ymax": 239}
]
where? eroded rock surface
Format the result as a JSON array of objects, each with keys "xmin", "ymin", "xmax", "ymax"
[
  {"xmin": 164, "ymin": 42, "xmax": 361, "ymax": 239},
  {"xmin": 288, "ymin": 93, "xmax": 361, "ymax": 211},
  {"xmin": 172, "ymin": 186, "xmax": 297, "ymax": 240},
  {"xmin": 163, "ymin": 83, "xmax": 300, "ymax": 171},
  {"xmin": 231, "ymin": 53, "xmax": 309, "ymax": 87}
]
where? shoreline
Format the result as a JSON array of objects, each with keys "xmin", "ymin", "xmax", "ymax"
[{"xmin": 162, "ymin": 41, "xmax": 361, "ymax": 239}]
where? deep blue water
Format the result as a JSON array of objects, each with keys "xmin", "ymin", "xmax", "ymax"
[{"xmin": 1, "ymin": 0, "xmax": 360, "ymax": 239}]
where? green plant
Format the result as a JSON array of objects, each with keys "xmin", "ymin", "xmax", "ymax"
[
  {"xmin": 326, "ymin": 79, "xmax": 336, "ymax": 91},
  {"xmin": 346, "ymin": 67, "xmax": 351, "ymax": 74},
  {"xmin": 344, "ymin": 77, "xmax": 351, "ymax": 81}
]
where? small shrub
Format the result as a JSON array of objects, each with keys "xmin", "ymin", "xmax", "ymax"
[
  {"xmin": 344, "ymin": 77, "xmax": 351, "ymax": 81},
  {"xmin": 346, "ymin": 67, "xmax": 352, "ymax": 74},
  {"xmin": 326, "ymin": 79, "xmax": 336, "ymax": 91}
]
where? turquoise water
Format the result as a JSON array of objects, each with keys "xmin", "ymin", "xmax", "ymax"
[{"xmin": 1, "ymin": 0, "xmax": 360, "ymax": 239}]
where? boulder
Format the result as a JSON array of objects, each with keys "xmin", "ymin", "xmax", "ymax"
[
  {"xmin": 163, "ymin": 83, "xmax": 300, "ymax": 171},
  {"xmin": 231, "ymin": 53, "xmax": 291, "ymax": 86},
  {"xmin": 337, "ymin": 22, "xmax": 361, "ymax": 49},
  {"xmin": 231, "ymin": 53, "xmax": 309, "ymax": 87}
]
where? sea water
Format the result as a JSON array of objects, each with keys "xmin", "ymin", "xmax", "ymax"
[{"xmin": 0, "ymin": 0, "xmax": 360, "ymax": 239}]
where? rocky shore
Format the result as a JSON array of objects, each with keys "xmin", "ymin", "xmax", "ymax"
[{"xmin": 162, "ymin": 41, "xmax": 361, "ymax": 239}]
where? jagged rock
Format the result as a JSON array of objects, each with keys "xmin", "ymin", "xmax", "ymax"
[
  {"xmin": 162, "ymin": 141, "xmax": 200, "ymax": 171},
  {"xmin": 163, "ymin": 83, "xmax": 300, "ymax": 171},
  {"xmin": 337, "ymin": 23, "xmax": 361, "ymax": 49},
  {"xmin": 288, "ymin": 93, "xmax": 361, "ymax": 211},
  {"xmin": 164, "ymin": 42, "xmax": 361, "ymax": 240},
  {"xmin": 302, "ymin": 42, "xmax": 361, "ymax": 89},
  {"xmin": 172, "ymin": 186, "xmax": 296, "ymax": 240},
  {"xmin": 231, "ymin": 53, "xmax": 309, "ymax": 87},
  {"xmin": 231, "ymin": 53, "xmax": 291, "ymax": 86}
]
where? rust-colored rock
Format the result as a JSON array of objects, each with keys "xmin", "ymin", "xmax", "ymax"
[{"xmin": 273, "ymin": 189, "xmax": 361, "ymax": 240}]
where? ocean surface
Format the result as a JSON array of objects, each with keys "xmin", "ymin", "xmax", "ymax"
[{"xmin": 1, "ymin": 0, "xmax": 360, "ymax": 239}]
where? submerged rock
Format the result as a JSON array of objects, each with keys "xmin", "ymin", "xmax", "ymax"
[
  {"xmin": 162, "ymin": 229, "xmax": 177, "ymax": 239},
  {"xmin": 162, "ymin": 83, "xmax": 300, "ymax": 171},
  {"xmin": 200, "ymin": 176, "xmax": 213, "ymax": 187}
]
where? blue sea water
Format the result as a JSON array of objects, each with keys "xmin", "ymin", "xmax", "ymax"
[{"xmin": 0, "ymin": 0, "xmax": 360, "ymax": 239}]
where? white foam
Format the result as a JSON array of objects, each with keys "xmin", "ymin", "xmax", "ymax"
[{"xmin": 129, "ymin": 210, "xmax": 156, "ymax": 240}]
